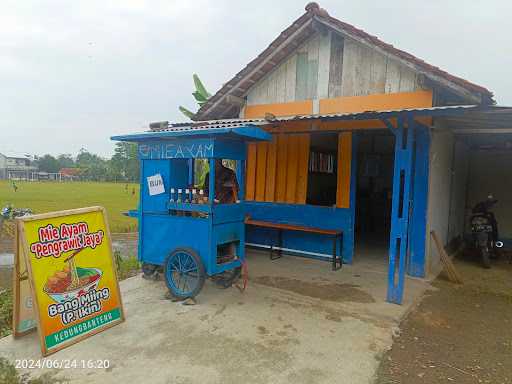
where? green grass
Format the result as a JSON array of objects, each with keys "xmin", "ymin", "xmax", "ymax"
[
  {"xmin": 115, "ymin": 251, "xmax": 141, "ymax": 280},
  {"xmin": 0, "ymin": 289, "xmax": 12, "ymax": 338},
  {"xmin": 0, "ymin": 181, "xmax": 139, "ymax": 233}
]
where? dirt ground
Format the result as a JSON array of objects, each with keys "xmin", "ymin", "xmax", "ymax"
[
  {"xmin": 0, "ymin": 249, "xmax": 430, "ymax": 384},
  {"xmin": 376, "ymin": 251, "xmax": 512, "ymax": 384}
]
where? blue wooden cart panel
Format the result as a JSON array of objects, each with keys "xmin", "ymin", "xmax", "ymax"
[{"xmin": 140, "ymin": 214, "xmax": 211, "ymax": 267}]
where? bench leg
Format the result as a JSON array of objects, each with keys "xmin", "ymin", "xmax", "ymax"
[
  {"xmin": 332, "ymin": 236, "xmax": 337, "ymax": 270},
  {"xmin": 339, "ymin": 233, "xmax": 343, "ymax": 269},
  {"xmin": 270, "ymin": 229, "xmax": 283, "ymax": 261},
  {"xmin": 332, "ymin": 234, "xmax": 343, "ymax": 271}
]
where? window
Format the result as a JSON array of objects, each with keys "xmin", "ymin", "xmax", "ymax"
[
  {"xmin": 245, "ymin": 131, "xmax": 352, "ymax": 208},
  {"xmin": 306, "ymin": 133, "xmax": 338, "ymax": 206}
]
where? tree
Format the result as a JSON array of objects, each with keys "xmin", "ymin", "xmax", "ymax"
[
  {"xmin": 57, "ymin": 154, "xmax": 75, "ymax": 169},
  {"xmin": 179, "ymin": 74, "xmax": 211, "ymax": 119},
  {"xmin": 76, "ymin": 148, "xmax": 108, "ymax": 181},
  {"xmin": 110, "ymin": 142, "xmax": 139, "ymax": 182},
  {"xmin": 37, "ymin": 154, "xmax": 60, "ymax": 173}
]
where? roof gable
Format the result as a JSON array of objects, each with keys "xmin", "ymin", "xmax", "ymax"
[{"xmin": 195, "ymin": 2, "xmax": 494, "ymax": 121}]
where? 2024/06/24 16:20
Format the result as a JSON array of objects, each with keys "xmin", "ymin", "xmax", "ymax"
[{"xmin": 15, "ymin": 359, "xmax": 110, "ymax": 369}]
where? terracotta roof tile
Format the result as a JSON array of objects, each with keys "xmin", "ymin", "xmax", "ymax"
[{"xmin": 195, "ymin": 3, "xmax": 493, "ymax": 120}]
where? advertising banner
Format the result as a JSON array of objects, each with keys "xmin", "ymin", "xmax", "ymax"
[{"xmin": 15, "ymin": 206, "xmax": 124, "ymax": 356}]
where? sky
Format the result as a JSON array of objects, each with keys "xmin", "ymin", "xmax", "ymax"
[{"xmin": 1, "ymin": 0, "xmax": 511, "ymax": 158}]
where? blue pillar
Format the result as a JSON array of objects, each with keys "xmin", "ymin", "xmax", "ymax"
[
  {"xmin": 408, "ymin": 126, "xmax": 430, "ymax": 277},
  {"xmin": 387, "ymin": 115, "xmax": 415, "ymax": 304}
]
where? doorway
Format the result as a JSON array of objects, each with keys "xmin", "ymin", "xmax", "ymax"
[{"xmin": 355, "ymin": 130, "xmax": 396, "ymax": 260}]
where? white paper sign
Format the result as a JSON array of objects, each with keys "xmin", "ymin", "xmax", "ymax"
[{"xmin": 147, "ymin": 174, "xmax": 165, "ymax": 196}]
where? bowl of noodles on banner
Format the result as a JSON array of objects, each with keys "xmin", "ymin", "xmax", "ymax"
[{"xmin": 44, "ymin": 265, "xmax": 103, "ymax": 303}]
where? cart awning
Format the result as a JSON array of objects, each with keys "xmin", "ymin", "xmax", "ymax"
[{"xmin": 111, "ymin": 124, "xmax": 271, "ymax": 142}]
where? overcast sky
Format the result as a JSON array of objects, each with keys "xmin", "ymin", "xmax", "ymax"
[{"xmin": 2, "ymin": 0, "xmax": 511, "ymax": 158}]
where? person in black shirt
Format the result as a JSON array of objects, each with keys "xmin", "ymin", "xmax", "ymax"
[{"xmin": 203, "ymin": 160, "xmax": 239, "ymax": 203}]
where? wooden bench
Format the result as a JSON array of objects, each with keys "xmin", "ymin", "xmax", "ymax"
[{"xmin": 245, "ymin": 218, "xmax": 343, "ymax": 271}]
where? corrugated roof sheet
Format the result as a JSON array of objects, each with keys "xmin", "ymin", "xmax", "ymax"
[
  {"xmin": 111, "ymin": 124, "xmax": 271, "ymax": 142},
  {"xmin": 151, "ymin": 105, "xmax": 512, "ymax": 132},
  {"xmin": 195, "ymin": 3, "xmax": 494, "ymax": 121}
]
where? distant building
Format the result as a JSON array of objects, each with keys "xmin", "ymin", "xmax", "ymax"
[
  {"xmin": 59, "ymin": 167, "xmax": 82, "ymax": 180},
  {"xmin": 0, "ymin": 152, "xmax": 37, "ymax": 180}
]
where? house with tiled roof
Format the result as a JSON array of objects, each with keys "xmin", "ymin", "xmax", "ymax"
[
  {"xmin": 195, "ymin": 2, "xmax": 494, "ymax": 121},
  {"xmin": 115, "ymin": 3, "xmax": 512, "ymax": 304}
]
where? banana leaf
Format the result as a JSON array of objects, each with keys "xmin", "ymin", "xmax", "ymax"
[
  {"xmin": 179, "ymin": 106, "xmax": 195, "ymax": 119},
  {"xmin": 192, "ymin": 91, "xmax": 208, "ymax": 103},
  {"xmin": 193, "ymin": 74, "xmax": 211, "ymax": 99}
]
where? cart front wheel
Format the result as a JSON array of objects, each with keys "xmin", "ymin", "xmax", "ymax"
[{"xmin": 165, "ymin": 248, "xmax": 205, "ymax": 299}]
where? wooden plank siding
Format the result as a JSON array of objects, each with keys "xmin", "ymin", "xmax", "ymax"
[
  {"xmin": 328, "ymin": 33, "xmax": 344, "ymax": 98},
  {"xmin": 336, "ymin": 132, "xmax": 352, "ymax": 208},
  {"xmin": 295, "ymin": 52, "xmax": 309, "ymax": 101},
  {"xmin": 245, "ymin": 143, "xmax": 257, "ymax": 200},
  {"xmin": 264, "ymin": 136, "xmax": 278, "ymax": 201},
  {"xmin": 245, "ymin": 134, "xmax": 310, "ymax": 205},
  {"xmin": 319, "ymin": 90, "xmax": 433, "ymax": 114},
  {"xmin": 244, "ymin": 31, "xmax": 424, "ymax": 111},
  {"xmin": 295, "ymin": 134, "xmax": 311, "ymax": 203},
  {"xmin": 246, "ymin": 133, "xmax": 354, "ymax": 208},
  {"xmin": 285, "ymin": 135, "xmax": 300, "ymax": 203},
  {"xmin": 255, "ymin": 142, "xmax": 268, "ymax": 201},
  {"xmin": 275, "ymin": 134, "xmax": 289, "ymax": 202}
]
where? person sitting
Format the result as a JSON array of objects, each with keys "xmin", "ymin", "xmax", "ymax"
[{"xmin": 203, "ymin": 160, "xmax": 239, "ymax": 203}]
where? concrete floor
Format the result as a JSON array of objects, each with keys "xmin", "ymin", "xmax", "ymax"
[{"xmin": 0, "ymin": 247, "xmax": 430, "ymax": 384}]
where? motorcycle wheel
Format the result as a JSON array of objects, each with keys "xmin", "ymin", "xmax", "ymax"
[{"xmin": 481, "ymin": 247, "xmax": 491, "ymax": 269}]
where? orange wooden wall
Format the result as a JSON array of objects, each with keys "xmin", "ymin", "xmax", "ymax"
[
  {"xmin": 245, "ymin": 132, "xmax": 353, "ymax": 208},
  {"xmin": 243, "ymin": 91, "xmax": 431, "ymax": 208},
  {"xmin": 246, "ymin": 134, "xmax": 310, "ymax": 204},
  {"xmin": 336, "ymin": 132, "xmax": 352, "ymax": 209}
]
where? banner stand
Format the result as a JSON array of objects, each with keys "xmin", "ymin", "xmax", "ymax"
[{"xmin": 13, "ymin": 206, "xmax": 125, "ymax": 356}]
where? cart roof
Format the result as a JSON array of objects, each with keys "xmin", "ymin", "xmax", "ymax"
[{"xmin": 111, "ymin": 124, "xmax": 270, "ymax": 143}]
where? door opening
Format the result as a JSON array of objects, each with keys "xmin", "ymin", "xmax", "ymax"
[{"xmin": 355, "ymin": 130, "xmax": 396, "ymax": 260}]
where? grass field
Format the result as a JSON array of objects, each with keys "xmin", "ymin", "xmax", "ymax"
[{"xmin": 0, "ymin": 181, "xmax": 139, "ymax": 233}]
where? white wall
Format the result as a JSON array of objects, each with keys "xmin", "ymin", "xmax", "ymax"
[
  {"xmin": 447, "ymin": 140, "xmax": 470, "ymax": 242},
  {"xmin": 426, "ymin": 129, "xmax": 455, "ymax": 274}
]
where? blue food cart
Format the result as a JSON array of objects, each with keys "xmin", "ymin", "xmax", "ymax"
[{"xmin": 111, "ymin": 124, "xmax": 270, "ymax": 298}]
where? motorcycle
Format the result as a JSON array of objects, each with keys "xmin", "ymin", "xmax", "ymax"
[
  {"xmin": 1, "ymin": 204, "xmax": 33, "ymax": 220},
  {"xmin": 470, "ymin": 195, "xmax": 503, "ymax": 268}
]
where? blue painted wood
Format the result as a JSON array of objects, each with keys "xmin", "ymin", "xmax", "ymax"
[
  {"xmin": 188, "ymin": 159, "xmax": 194, "ymax": 185},
  {"xmin": 166, "ymin": 202, "xmax": 212, "ymax": 213},
  {"xmin": 137, "ymin": 138, "xmax": 252, "ymax": 161},
  {"xmin": 212, "ymin": 203, "xmax": 244, "ymax": 224},
  {"xmin": 138, "ymin": 139, "xmax": 215, "ymax": 160},
  {"xmin": 213, "ymin": 139, "xmax": 247, "ymax": 160},
  {"xmin": 141, "ymin": 160, "xmax": 171, "ymax": 213},
  {"xmin": 130, "ymin": 132, "xmax": 259, "ymax": 282},
  {"xmin": 140, "ymin": 213, "xmax": 211, "ymax": 268},
  {"xmin": 408, "ymin": 125, "xmax": 430, "ymax": 277},
  {"xmin": 245, "ymin": 202, "xmax": 354, "ymax": 262},
  {"xmin": 387, "ymin": 116, "xmax": 415, "ymax": 304},
  {"xmin": 236, "ymin": 160, "xmax": 245, "ymax": 200},
  {"xmin": 208, "ymin": 158, "xmax": 215, "ymax": 203},
  {"xmin": 169, "ymin": 158, "xmax": 189, "ymax": 196},
  {"xmin": 137, "ymin": 160, "xmax": 144, "ymax": 262},
  {"xmin": 111, "ymin": 124, "xmax": 271, "ymax": 142}
]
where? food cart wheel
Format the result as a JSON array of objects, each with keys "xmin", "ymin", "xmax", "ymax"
[{"xmin": 164, "ymin": 248, "xmax": 205, "ymax": 299}]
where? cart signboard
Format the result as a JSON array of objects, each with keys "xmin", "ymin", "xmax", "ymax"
[{"xmin": 14, "ymin": 206, "xmax": 124, "ymax": 356}]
